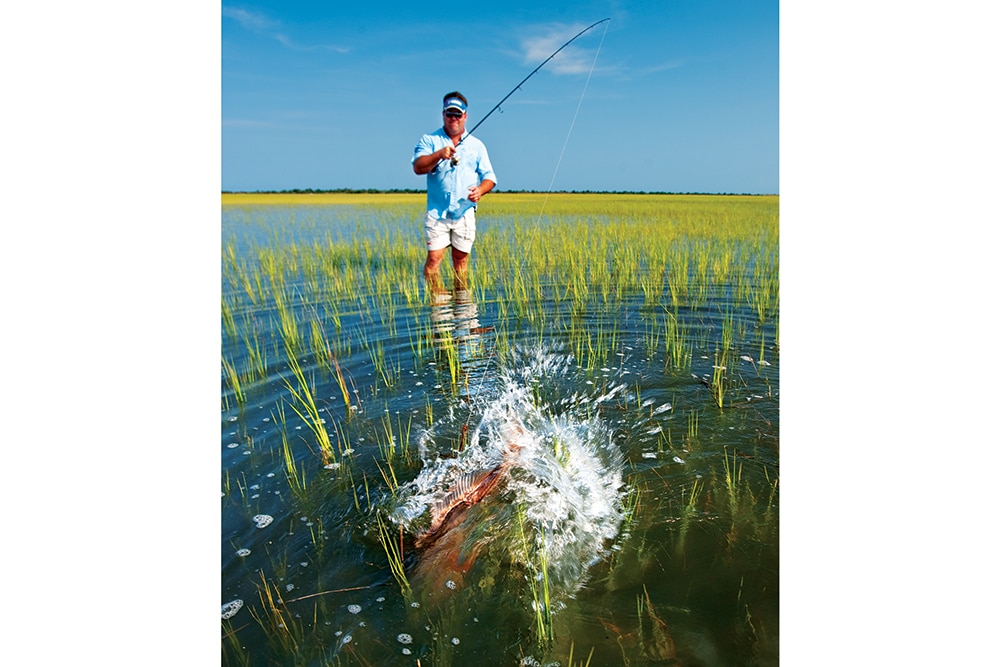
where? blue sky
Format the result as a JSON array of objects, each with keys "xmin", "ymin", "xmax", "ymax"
[{"xmin": 222, "ymin": 1, "xmax": 778, "ymax": 193}]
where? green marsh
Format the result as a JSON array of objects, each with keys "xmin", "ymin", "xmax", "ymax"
[{"xmin": 221, "ymin": 193, "xmax": 779, "ymax": 666}]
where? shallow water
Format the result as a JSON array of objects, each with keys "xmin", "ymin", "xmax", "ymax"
[{"xmin": 221, "ymin": 200, "xmax": 778, "ymax": 666}]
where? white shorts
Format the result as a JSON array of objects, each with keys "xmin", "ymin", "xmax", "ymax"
[{"xmin": 425, "ymin": 210, "xmax": 476, "ymax": 253}]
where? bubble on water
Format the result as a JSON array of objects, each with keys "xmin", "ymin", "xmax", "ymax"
[
  {"xmin": 221, "ymin": 599, "xmax": 243, "ymax": 619},
  {"xmin": 300, "ymin": 562, "xmax": 308, "ymax": 567},
  {"xmin": 267, "ymin": 472, "xmax": 275, "ymax": 478},
  {"xmin": 672, "ymin": 456, "xmax": 685, "ymax": 464},
  {"xmin": 343, "ymin": 448, "xmax": 355, "ymax": 455},
  {"xmin": 252, "ymin": 514, "xmax": 273, "ymax": 529},
  {"xmin": 376, "ymin": 596, "xmax": 385, "ymax": 603},
  {"xmin": 228, "ymin": 416, "xmax": 237, "ymax": 422},
  {"xmin": 341, "ymin": 634, "xmax": 352, "ymax": 644},
  {"xmin": 324, "ymin": 462, "xmax": 341, "ymax": 470},
  {"xmin": 445, "ymin": 579, "xmax": 457, "ymax": 590},
  {"xmin": 652, "ymin": 402, "xmax": 672, "ymax": 415},
  {"xmin": 236, "ymin": 548, "xmax": 251, "ymax": 557},
  {"xmin": 451, "ymin": 637, "xmax": 460, "ymax": 645},
  {"xmin": 402, "ymin": 648, "xmax": 412, "ymax": 655},
  {"xmin": 227, "ymin": 443, "xmax": 239, "ymax": 449},
  {"xmin": 397, "ymin": 633, "xmax": 413, "ymax": 644},
  {"xmin": 250, "ymin": 494, "xmax": 260, "ymax": 499},
  {"xmin": 410, "ymin": 601, "xmax": 421, "ymax": 608},
  {"xmin": 642, "ymin": 452, "xmax": 657, "ymax": 459},
  {"xmin": 250, "ymin": 484, "xmax": 260, "ymax": 490},
  {"xmin": 286, "ymin": 584, "xmax": 295, "ymax": 592},
  {"xmin": 760, "ymin": 359, "xmax": 771, "ymax": 366},
  {"xmin": 347, "ymin": 604, "xmax": 361, "ymax": 614}
]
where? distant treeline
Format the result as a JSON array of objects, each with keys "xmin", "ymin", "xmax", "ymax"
[{"xmin": 222, "ymin": 188, "xmax": 775, "ymax": 196}]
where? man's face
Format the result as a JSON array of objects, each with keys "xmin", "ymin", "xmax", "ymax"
[{"xmin": 443, "ymin": 110, "xmax": 466, "ymax": 138}]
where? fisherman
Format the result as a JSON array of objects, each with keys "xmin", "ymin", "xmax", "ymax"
[{"xmin": 412, "ymin": 91, "xmax": 497, "ymax": 293}]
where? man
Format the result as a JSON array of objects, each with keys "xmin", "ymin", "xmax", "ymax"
[{"xmin": 412, "ymin": 91, "xmax": 497, "ymax": 292}]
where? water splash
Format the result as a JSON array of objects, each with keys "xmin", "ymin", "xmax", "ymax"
[{"xmin": 391, "ymin": 344, "xmax": 627, "ymax": 598}]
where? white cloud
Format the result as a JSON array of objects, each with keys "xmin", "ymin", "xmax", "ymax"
[
  {"xmin": 519, "ymin": 23, "xmax": 605, "ymax": 75},
  {"xmin": 222, "ymin": 7, "xmax": 277, "ymax": 33},
  {"xmin": 223, "ymin": 6, "xmax": 350, "ymax": 54}
]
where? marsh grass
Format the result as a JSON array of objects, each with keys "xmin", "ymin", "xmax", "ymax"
[
  {"xmin": 222, "ymin": 356, "xmax": 246, "ymax": 410},
  {"xmin": 282, "ymin": 352, "xmax": 337, "ymax": 466},
  {"xmin": 221, "ymin": 193, "xmax": 778, "ymax": 665},
  {"xmin": 515, "ymin": 503, "xmax": 555, "ymax": 647},
  {"xmin": 566, "ymin": 642, "xmax": 596, "ymax": 667},
  {"xmin": 376, "ymin": 511, "xmax": 411, "ymax": 598},
  {"xmin": 250, "ymin": 571, "xmax": 303, "ymax": 656}
]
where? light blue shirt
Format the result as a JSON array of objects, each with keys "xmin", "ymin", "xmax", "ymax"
[{"xmin": 413, "ymin": 128, "xmax": 497, "ymax": 220}]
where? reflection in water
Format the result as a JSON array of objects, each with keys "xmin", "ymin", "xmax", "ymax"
[{"xmin": 429, "ymin": 289, "xmax": 494, "ymax": 401}]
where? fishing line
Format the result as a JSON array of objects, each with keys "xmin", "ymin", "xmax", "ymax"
[
  {"xmin": 533, "ymin": 17, "xmax": 610, "ymax": 226},
  {"xmin": 456, "ymin": 19, "xmax": 611, "ymax": 425}
]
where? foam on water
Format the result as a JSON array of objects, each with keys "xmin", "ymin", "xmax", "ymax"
[{"xmin": 392, "ymin": 344, "xmax": 627, "ymax": 596}]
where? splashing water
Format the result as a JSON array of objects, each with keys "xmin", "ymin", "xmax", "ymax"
[{"xmin": 391, "ymin": 344, "xmax": 627, "ymax": 599}]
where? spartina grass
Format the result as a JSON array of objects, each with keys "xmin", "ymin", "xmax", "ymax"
[
  {"xmin": 711, "ymin": 349, "xmax": 727, "ymax": 409},
  {"xmin": 663, "ymin": 308, "xmax": 691, "ymax": 371},
  {"xmin": 516, "ymin": 503, "xmax": 555, "ymax": 647},
  {"xmin": 675, "ymin": 478, "xmax": 701, "ymax": 557},
  {"xmin": 566, "ymin": 642, "xmax": 595, "ymax": 667},
  {"xmin": 281, "ymin": 350, "xmax": 337, "ymax": 467},
  {"xmin": 222, "ymin": 356, "xmax": 246, "ymax": 410},
  {"xmin": 250, "ymin": 571, "xmax": 302, "ymax": 656},
  {"xmin": 376, "ymin": 511, "xmax": 411, "ymax": 598},
  {"xmin": 636, "ymin": 585, "xmax": 676, "ymax": 662}
]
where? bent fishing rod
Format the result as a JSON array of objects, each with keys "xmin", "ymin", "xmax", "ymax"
[{"xmin": 449, "ymin": 17, "xmax": 610, "ymax": 165}]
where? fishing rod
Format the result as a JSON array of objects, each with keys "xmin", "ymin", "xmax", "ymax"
[{"xmin": 450, "ymin": 17, "xmax": 611, "ymax": 164}]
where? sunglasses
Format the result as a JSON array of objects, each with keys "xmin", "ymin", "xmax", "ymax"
[{"xmin": 444, "ymin": 111, "xmax": 465, "ymax": 118}]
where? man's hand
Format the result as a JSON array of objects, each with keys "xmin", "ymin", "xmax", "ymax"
[{"xmin": 468, "ymin": 179, "xmax": 495, "ymax": 203}]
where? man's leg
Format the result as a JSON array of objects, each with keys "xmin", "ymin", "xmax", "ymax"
[
  {"xmin": 424, "ymin": 248, "xmax": 447, "ymax": 293},
  {"xmin": 451, "ymin": 247, "xmax": 470, "ymax": 290}
]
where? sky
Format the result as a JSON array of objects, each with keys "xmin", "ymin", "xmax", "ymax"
[{"xmin": 222, "ymin": 1, "xmax": 779, "ymax": 194}]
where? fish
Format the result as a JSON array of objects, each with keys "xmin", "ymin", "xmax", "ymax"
[
  {"xmin": 414, "ymin": 464, "xmax": 506, "ymax": 549},
  {"xmin": 408, "ymin": 416, "xmax": 526, "ymax": 594},
  {"xmin": 414, "ymin": 416, "xmax": 524, "ymax": 550}
]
